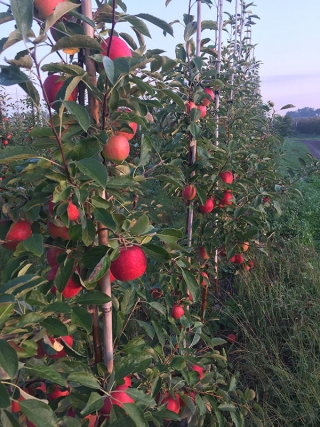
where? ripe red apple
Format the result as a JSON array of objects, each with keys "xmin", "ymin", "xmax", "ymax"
[
  {"xmin": 262, "ymin": 196, "xmax": 270, "ymax": 204},
  {"xmin": 185, "ymin": 101, "xmax": 197, "ymax": 114},
  {"xmin": 47, "ymin": 385, "xmax": 69, "ymax": 401},
  {"xmin": 46, "ymin": 247, "xmax": 65, "ymax": 267},
  {"xmin": 85, "ymin": 414, "xmax": 98, "ymax": 427},
  {"xmin": 115, "ymin": 121, "xmax": 138, "ymax": 141},
  {"xmin": 26, "ymin": 419, "xmax": 36, "ymax": 427},
  {"xmin": 110, "ymin": 245, "xmax": 147, "ymax": 281},
  {"xmin": 199, "ymin": 198, "xmax": 215, "ymax": 213},
  {"xmin": 227, "ymin": 333, "xmax": 236, "ymax": 343},
  {"xmin": 219, "ymin": 247, "xmax": 226, "ymax": 257},
  {"xmin": 43, "ymin": 74, "xmax": 78, "ymax": 107},
  {"xmin": 48, "ymin": 265, "xmax": 82, "ymax": 299},
  {"xmin": 47, "ymin": 221, "xmax": 70, "ymax": 240},
  {"xmin": 197, "ymin": 105, "xmax": 207, "ymax": 118},
  {"xmin": 33, "ymin": 0, "xmax": 65, "ymax": 21},
  {"xmin": 100, "ymin": 387, "xmax": 134, "ymax": 417},
  {"xmin": 219, "ymin": 170, "xmax": 233, "ymax": 184},
  {"xmin": 47, "ymin": 335, "xmax": 73, "ymax": 359},
  {"xmin": 161, "ymin": 393, "xmax": 180, "ymax": 414},
  {"xmin": 1, "ymin": 219, "xmax": 32, "ymax": 251},
  {"xmin": 234, "ymin": 254, "xmax": 244, "ymax": 264},
  {"xmin": 11, "ymin": 393, "xmax": 25, "ymax": 412},
  {"xmin": 199, "ymin": 246, "xmax": 210, "ymax": 260},
  {"xmin": 102, "ymin": 135, "xmax": 130, "ymax": 162},
  {"xmin": 248, "ymin": 259, "xmax": 254, "ymax": 268},
  {"xmin": 34, "ymin": 340, "xmax": 46, "ymax": 359},
  {"xmin": 222, "ymin": 190, "xmax": 233, "ymax": 206},
  {"xmin": 229, "ymin": 255, "xmax": 236, "ymax": 263},
  {"xmin": 2, "ymin": 139, "xmax": 8, "ymax": 145},
  {"xmin": 101, "ymin": 36, "xmax": 132, "ymax": 60},
  {"xmin": 6, "ymin": 133, "xmax": 12, "ymax": 139},
  {"xmin": 244, "ymin": 264, "xmax": 251, "ymax": 271},
  {"xmin": 201, "ymin": 87, "xmax": 215, "ymax": 106},
  {"xmin": 200, "ymin": 272, "xmax": 209, "ymax": 287},
  {"xmin": 182, "ymin": 185, "xmax": 197, "ymax": 201},
  {"xmin": 116, "ymin": 375, "xmax": 132, "ymax": 390},
  {"xmin": 67, "ymin": 202, "xmax": 80, "ymax": 221},
  {"xmin": 191, "ymin": 364, "xmax": 204, "ymax": 380},
  {"xmin": 171, "ymin": 304, "xmax": 184, "ymax": 320},
  {"xmin": 241, "ymin": 242, "xmax": 249, "ymax": 252}
]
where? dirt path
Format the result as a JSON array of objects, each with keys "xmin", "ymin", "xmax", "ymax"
[{"xmin": 298, "ymin": 139, "xmax": 320, "ymax": 159}]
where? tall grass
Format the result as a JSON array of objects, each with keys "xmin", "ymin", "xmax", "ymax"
[{"xmin": 223, "ymin": 136, "xmax": 320, "ymax": 426}]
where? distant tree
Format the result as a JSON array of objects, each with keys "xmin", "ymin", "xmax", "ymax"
[
  {"xmin": 273, "ymin": 114, "xmax": 293, "ymax": 136},
  {"xmin": 287, "ymin": 107, "xmax": 318, "ymax": 118}
]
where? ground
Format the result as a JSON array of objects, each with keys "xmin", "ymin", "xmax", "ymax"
[{"xmin": 299, "ymin": 139, "xmax": 320, "ymax": 158}]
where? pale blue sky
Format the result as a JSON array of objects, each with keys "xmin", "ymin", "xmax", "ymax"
[{"xmin": 0, "ymin": 0, "xmax": 319, "ymax": 113}]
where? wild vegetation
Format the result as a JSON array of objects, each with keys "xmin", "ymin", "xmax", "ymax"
[{"xmin": 0, "ymin": 1, "xmax": 319, "ymax": 427}]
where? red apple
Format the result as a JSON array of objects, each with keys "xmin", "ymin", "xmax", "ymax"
[
  {"xmin": 248, "ymin": 259, "xmax": 254, "ymax": 268},
  {"xmin": 102, "ymin": 135, "xmax": 130, "ymax": 162},
  {"xmin": 116, "ymin": 375, "xmax": 132, "ymax": 390},
  {"xmin": 191, "ymin": 364, "xmax": 204, "ymax": 380},
  {"xmin": 115, "ymin": 121, "xmax": 138, "ymax": 141},
  {"xmin": 33, "ymin": 0, "xmax": 66, "ymax": 21},
  {"xmin": 11, "ymin": 393, "xmax": 25, "ymax": 412},
  {"xmin": 43, "ymin": 74, "xmax": 78, "ymax": 107},
  {"xmin": 197, "ymin": 105, "xmax": 207, "ymax": 118},
  {"xmin": 101, "ymin": 36, "xmax": 132, "ymax": 60},
  {"xmin": 67, "ymin": 202, "xmax": 80, "ymax": 221},
  {"xmin": 85, "ymin": 414, "xmax": 98, "ymax": 427},
  {"xmin": 26, "ymin": 419, "xmax": 36, "ymax": 427},
  {"xmin": 222, "ymin": 190, "xmax": 233, "ymax": 206},
  {"xmin": 110, "ymin": 246, "xmax": 147, "ymax": 281},
  {"xmin": 100, "ymin": 387, "xmax": 134, "ymax": 417},
  {"xmin": 48, "ymin": 265, "xmax": 82, "ymax": 299},
  {"xmin": 2, "ymin": 139, "xmax": 8, "ymax": 146},
  {"xmin": 229, "ymin": 255, "xmax": 236, "ymax": 263},
  {"xmin": 219, "ymin": 170, "xmax": 233, "ymax": 184},
  {"xmin": 241, "ymin": 242, "xmax": 249, "ymax": 252},
  {"xmin": 47, "ymin": 385, "xmax": 69, "ymax": 401},
  {"xmin": 46, "ymin": 247, "xmax": 65, "ymax": 267},
  {"xmin": 201, "ymin": 87, "xmax": 215, "ymax": 106},
  {"xmin": 227, "ymin": 333, "xmax": 236, "ymax": 343},
  {"xmin": 199, "ymin": 198, "xmax": 215, "ymax": 213},
  {"xmin": 161, "ymin": 393, "xmax": 180, "ymax": 414},
  {"xmin": 182, "ymin": 185, "xmax": 197, "ymax": 201},
  {"xmin": 47, "ymin": 221, "xmax": 70, "ymax": 240},
  {"xmin": 1, "ymin": 219, "xmax": 32, "ymax": 251},
  {"xmin": 219, "ymin": 247, "xmax": 226, "ymax": 257},
  {"xmin": 47, "ymin": 335, "xmax": 73, "ymax": 359},
  {"xmin": 171, "ymin": 304, "xmax": 184, "ymax": 320},
  {"xmin": 234, "ymin": 254, "xmax": 244, "ymax": 264},
  {"xmin": 6, "ymin": 133, "xmax": 12, "ymax": 139},
  {"xmin": 200, "ymin": 272, "xmax": 209, "ymax": 287},
  {"xmin": 185, "ymin": 101, "xmax": 197, "ymax": 114},
  {"xmin": 199, "ymin": 246, "xmax": 210, "ymax": 260}
]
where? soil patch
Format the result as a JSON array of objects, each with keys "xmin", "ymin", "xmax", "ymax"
[{"xmin": 298, "ymin": 139, "xmax": 320, "ymax": 159}]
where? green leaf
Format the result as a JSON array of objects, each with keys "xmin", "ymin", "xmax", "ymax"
[
  {"xmin": 0, "ymin": 294, "xmax": 15, "ymax": 324},
  {"xmin": 218, "ymin": 403, "xmax": 237, "ymax": 412},
  {"xmin": 184, "ymin": 21, "xmax": 197, "ymax": 41},
  {"xmin": 40, "ymin": 318, "xmax": 69, "ymax": 337},
  {"xmin": 181, "ymin": 269, "xmax": 200, "ymax": 302},
  {"xmin": 136, "ymin": 13, "xmax": 173, "ymax": 36},
  {"xmin": 20, "ymin": 400, "xmax": 58, "ymax": 427},
  {"xmin": 158, "ymin": 89, "xmax": 185, "ymax": 110},
  {"xmin": 157, "ymin": 228, "xmax": 183, "ymax": 244},
  {"xmin": 25, "ymin": 366, "xmax": 66, "ymax": 387},
  {"xmin": 81, "ymin": 246, "xmax": 109, "ymax": 269},
  {"xmin": 80, "ymin": 392, "xmax": 104, "ymax": 416},
  {"xmin": 123, "ymin": 16, "xmax": 151, "ymax": 38},
  {"xmin": 188, "ymin": 123, "xmax": 201, "ymax": 139},
  {"xmin": 103, "ymin": 56, "xmax": 115, "ymax": 85},
  {"xmin": 10, "ymin": 0, "xmax": 33, "ymax": 41},
  {"xmin": 280, "ymin": 104, "xmax": 295, "ymax": 110},
  {"xmin": 137, "ymin": 134, "xmax": 152, "ymax": 167},
  {"xmin": 94, "ymin": 208, "xmax": 117, "ymax": 232},
  {"xmin": 87, "ymin": 254, "xmax": 110, "ymax": 285},
  {"xmin": 192, "ymin": 56, "xmax": 203, "ymax": 71},
  {"xmin": 68, "ymin": 372, "xmax": 100, "ymax": 389},
  {"xmin": 0, "ymin": 146, "xmax": 39, "ymax": 164},
  {"xmin": 0, "ymin": 65, "xmax": 30, "ymax": 85},
  {"xmin": 82, "ymin": 217, "xmax": 96, "ymax": 246},
  {"xmin": 15, "ymin": 312, "xmax": 46, "ymax": 327},
  {"xmin": 0, "ymin": 339, "xmax": 18, "ymax": 379},
  {"xmin": 0, "ymin": 410, "xmax": 21, "ymax": 427},
  {"xmin": 75, "ymin": 158, "xmax": 108, "ymax": 188},
  {"xmin": 71, "ymin": 306, "xmax": 93, "ymax": 334},
  {"xmin": 52, "ymin": 34, "xmax": 101, "ymax": 52},
  {"xmin": 54, "ymin": 258, "xmax": 74, "ymax": 293},
  {"xmin": 170, "ymin": 355, "xmax": 186, "ymax": 370},
  {"xmin": 0, "ymin": 382, "xmax": 10, "ymax": 408},
  {"xmin": 126, "ymin": 389, "xmax": 156, "ymax": 407},
  {"xmin": 141, "ymin": 244, "xmax": 171, "ymax": 263},
  {"xmin": 42, "ymin": 302, "xmax": 71, "ymax": 314},
  {"xmin": 136, "ymin": 320, "xmax": 155, "ymax": 339},
  {"xmin": 63, "ymin": 101, "xmax": 91, "ymax": 132},
  {"xmin": 106, "ymin": 175, "xmax": 136, "ymax": 189},
  {"xmin": 123, "ymin": 403, "xmax": 149, "ymax": 427},
  {"xmin": 130, "ymin": 214, "xmax": 151, "ymax": 235},
  {"xmin": 0, "ymin": 275, "xmax": 46, "ymax": 297},
  {"xmin": 75, "ymin": 291, "xmax": 111, "ymax": 305},
  {"xmin": 202, "ymin": 20, "xmax": 218, "ymax": 30},
  {"xmin": 22, "ymin": 234, "xmax": 44, "ymax": 257},
  {"xmin": 19, "ymin": 79, "xmax": 40, "ymax": 105}
]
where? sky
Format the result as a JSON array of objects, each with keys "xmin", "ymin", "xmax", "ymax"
[{"xmin": 0, "ymin": 0, "xmax": 319, "ymax": 114}]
